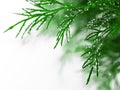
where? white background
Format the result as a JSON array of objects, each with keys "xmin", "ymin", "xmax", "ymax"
[{"xmin": 0, "ymin": 0, "xmax": 95, "ymax": 90}]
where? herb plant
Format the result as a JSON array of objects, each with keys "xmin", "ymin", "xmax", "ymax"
[{"xmin": 5, "ymin": 0, "xmax": 120, "ymax": 90}]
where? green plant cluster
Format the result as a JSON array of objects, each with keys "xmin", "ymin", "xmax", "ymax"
[{"xmin": 6, "ymin": 0, "xmax": 120, "ymax": 90}]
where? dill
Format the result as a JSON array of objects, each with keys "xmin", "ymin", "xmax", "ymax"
[{"xmin": 5, "ymin": 0, "xmax": 120, "ymax": 89}]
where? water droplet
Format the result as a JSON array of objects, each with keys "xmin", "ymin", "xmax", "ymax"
[
  {"xmin": 64, "ymin": 15, "xmax": 69, "ymax": 18},
  {"xmin": 98, "ymin": 32, "xmax": 102, "ymax": 37},
  {"xmin": 99, "ymin": 7, "xmax": 104, "ymax": 10},
  {"xmin": 88, "ymin": 52, "xmax": 91, "ymax": 54}
]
